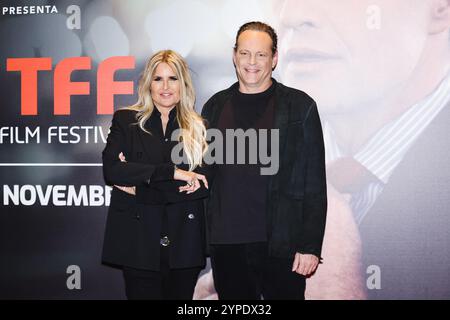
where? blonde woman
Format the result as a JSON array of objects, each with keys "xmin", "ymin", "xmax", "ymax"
[{"xmin": 102, "ymin": 50, "xmax": 209, "ymax": 300}]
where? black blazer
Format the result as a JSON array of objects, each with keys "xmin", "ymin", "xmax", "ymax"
[
  {"xmin": 202, "ymin": 79, "xmax": 327, "ymax": 259},
  {"xmin": 101, "ymin": 109, "xmax": 208, "ymax": 271}
]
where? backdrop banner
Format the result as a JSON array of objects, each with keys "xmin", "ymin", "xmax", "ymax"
[{"xmin": 1, "ymin": 0, "xmax": 449, "ymax": 299}]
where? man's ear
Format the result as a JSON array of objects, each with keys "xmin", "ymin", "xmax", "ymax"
[
  {"xmin": 232, "ymin": 49, "xmax": 237, "ymax": 67},
  {"xmin": 272, "ymin": 51, "xmax": 279, "ymax": 71},
  {"xmin": 429, "ymin": 0, "xmax": 450, "ymax": 34}
]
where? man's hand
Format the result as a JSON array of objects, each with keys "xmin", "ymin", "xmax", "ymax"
[{"xmin": 292, "ymin": 253, "xmax": 319, "ymax": 276}]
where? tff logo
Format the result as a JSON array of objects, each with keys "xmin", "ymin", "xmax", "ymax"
[{"xmin": 6, "ymin": 56, "xmax": 136, "ymax": 115}]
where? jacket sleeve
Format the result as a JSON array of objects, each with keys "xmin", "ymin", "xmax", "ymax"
[
  {"xmin": 102, "ymin": 110, "xmax": 174, "ymax": 187},
  {"xmin": 298, "ymin": 101, "xmax": 328, "ymax": 258},
  {"xmin": 140, "ymin": 164, "xmax": 210, "ymax": 204}
]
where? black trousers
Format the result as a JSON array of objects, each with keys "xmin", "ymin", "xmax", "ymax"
[
  {"xmin": 210, "ymin": 242, "xmax": 305, "ymax": 300},
  {"xmin": 122, "ymin": 242, "xmax": 202, "ymax": 300}
]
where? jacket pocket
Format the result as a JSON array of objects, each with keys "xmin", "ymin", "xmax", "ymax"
[
  {"xmin": 110, "ymin": 203, "xmax": 141, "ymax": 220},
  {"xmin": 111, "ymin": 202, "xmax": 133, "ymax": 213}
]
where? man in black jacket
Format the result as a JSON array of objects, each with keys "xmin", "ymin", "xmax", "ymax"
[{"xmin": 201, "ymin": 21, "xmax": 327, "ymax": 300}]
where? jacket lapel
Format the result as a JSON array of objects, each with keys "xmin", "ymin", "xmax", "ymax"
[
  {"xmin": 273, "ymin": 85, "xmax": 290, "ymax": 157},
  {"xmin": 266, "ymin": 83, "xmax": 290, "ymax": 194}
]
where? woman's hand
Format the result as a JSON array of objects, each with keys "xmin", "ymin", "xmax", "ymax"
[
  {"xmin": 114, "ymin": 152, "xmax": 136, "ymax": 195},
  {"xmin": 174, "ymin": 167, "xmax": 208, "ymax": 194}
]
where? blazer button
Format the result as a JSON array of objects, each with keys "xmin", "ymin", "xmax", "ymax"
[
  {"xmin": 160, "ymin": 236, "xmax": 170, "ymax": 247},
  {"xmin": 164, "ymin": 138, "xmax": 169, "ymax": 142},
  {"xmin": 188, "ymin": 213, "xmax": 195, "ymax": 219}
]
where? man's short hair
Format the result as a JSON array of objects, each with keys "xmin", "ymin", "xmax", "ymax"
[{"xmin": 234, "ymin": 21, "xmax": 278, "ymax": 55}]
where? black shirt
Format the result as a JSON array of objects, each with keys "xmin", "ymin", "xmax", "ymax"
[
  {"xmin": 143, "ymin": 106, "xmax": 179, "ymax": 181},
  {"xmin": 211, "ymin": 81, "xmax": 276, "ymax": 244}
]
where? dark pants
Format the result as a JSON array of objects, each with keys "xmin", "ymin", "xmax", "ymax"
[
  {"xmin": 210, "ymin": 242, "xmax": 305, "ymax": 300},
  {"xmin": 122, "ymin": 265, "xmax": 201, "ymax": 300}
]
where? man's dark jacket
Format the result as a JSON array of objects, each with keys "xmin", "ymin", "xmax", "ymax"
[{"xmin": 201, "ymin": 80, "xmax": 327, "ymax": 258}]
